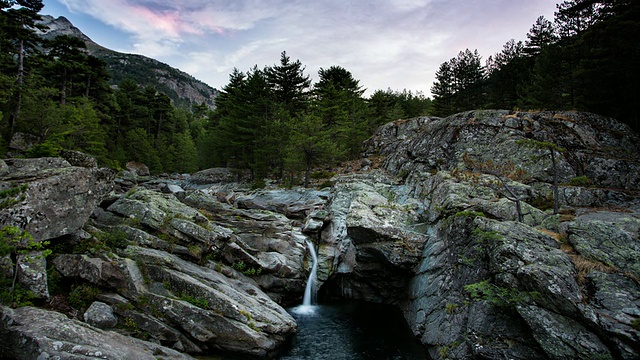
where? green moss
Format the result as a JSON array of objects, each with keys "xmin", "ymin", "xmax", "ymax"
[
  {"xmin": 123, "ymin": 316, "xmax": 140, "ymax": 333},
  {"xmin": 96, "ymin": 229, "xmax": 130, "ymax": 249},
  {"xmin": 454, "ymin": 210, "xmax": 485, "ymax": 218},
  {"xmin": 569, "ymin": 175, "xmax": 591, "ymax": 187},
  {"xmin": 445, "ymin": 302, "xmax": 459, "ymax": 314},
  {"xmin": 180, "ymin": 293, "xmax": 209, "ymax": 309},
  {"xmin": 471, "ymin": 228, "xmax": 503, "ymax": 243},
  {"xmin": 464, "ymin": 279, "xmax": 537, "ymax": 307},
  {"xmin": 310, "ymin": 170, "xmax": 336, "ymax": 179},
  {"xmin": 232, "ymin": 261, "xmax": 246, "ymax": 272},
  {"xmin": 631, "ymin": 318, "xmax": 640, "ymax": 331}
]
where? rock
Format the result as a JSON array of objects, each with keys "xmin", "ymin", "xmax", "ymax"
[
  {"xmin": 314, "ymin": 111, "xmax": 640, "ymax": 359},
  {"xmin": 317, "ymin": 173, "xmax": 428, "ymax": 303},
  {"xmin": 181, "ymin": 190, "xmax": 309, "ymax": 304},
  {"xmin": 59, "ymin": 150, "xmax": 98, "ymax": 168},
  {"xmin": 582, "ymin": 272, "xmax": 640, "ymax": 359},
  {"xmin": 83, "ymin": 301, "xmax": 117, "ymax": 329},
  {"xmin": 234, "ymin": 188, "xmax": 329, "ymax": 219},
  {"xmin": 16, "ymin": 251, "xmax": 49, "ymax": 299},
  {"xmin": 3, "ymin": 157, "xmax": 70, "ymax": 174},
  {"xmin": 161, "ymin": 183, "xmax": 185, "ymax": 194},
  {"xmin": 364, "ymin": 110, "xmax": 640, "ymax": 191},
  {"xmin": 0, "ymin": 159, "xmax": 8, "ymax": 176},
  {"xmin": 8, "ymin": 132, "xmax": 38, "ymax": 152},
  {"xmin": 125, "ymin": 161, "xmax": 150, "ymax": 176},
  {"xmin": 53, "ymin": 254, "xmax": 129, "ymax": 289},
  {"xmin": 0, "ymin": 255, "xmax": 12, "ymax": 280},
  {"xmin": 0, "ymin": 305, "xmax": 195, "ymax": 360},
  {"xmin": 566, "ymin": 210, "xmax": 640, "ymax": 279},
  {"xmin": 188, "ymin": 167, "xmax": 250, "ymax": 185},
  {"xmin": 0, "ymin": 159, "xmax": 114, "ymax": 242},
  {"xmin": 108, "ymin": 189, "xmax": 208, "ymax": 229},
  {"xmin": 123, "ymin": 246, "xmax": 297, "ymax": 357},
  {"xmin": 518, "ymin": 305, "xmax": 612, "ymax": 359}
]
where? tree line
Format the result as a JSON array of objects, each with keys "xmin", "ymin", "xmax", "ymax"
[
  {"xmin": 0, "ymin": 1, "xmax": 432, "ymax": 182},
  {"xmin": 430, "ymin": 0, "xmax": 639, "ymax": 134},
  {"xmin": 201, "ymin": 53, "xmax": 431, "ymax": 186}
]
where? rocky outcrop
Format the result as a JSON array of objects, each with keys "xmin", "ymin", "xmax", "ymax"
[
  {"xmin": 315, "ymin": 110, "xmax": 640, "ymax": 359},
  {"xmin": 45, "ymin": 186, "xmax": 304, "ymax": 357},
  {"xmin": 0, "ymin": 157, "xmax": 114, "ymax": 242},
  {"xmin": 2, "ymin": 110, "xmax": 638, "ymax": 360},
  {"xmin": 0, "ymin": 305, "xmax": 195, "ymax": 360},
  {"xmin": 0, "ymin": 157, "xmax": 113, "ymax": 299}
]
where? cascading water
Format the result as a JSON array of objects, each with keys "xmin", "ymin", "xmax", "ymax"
[
  {"xmin": 282, "ymin": 243, "xmax": 430, "ymax": 359},
  {"xmin": 302, "ymin": 240, "xmax": 318, "ymax": 306}
]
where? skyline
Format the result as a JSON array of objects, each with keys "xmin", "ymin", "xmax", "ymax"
[{"xmin": 41, "ymin": 0, "xmax": 559, "ymax": 97}]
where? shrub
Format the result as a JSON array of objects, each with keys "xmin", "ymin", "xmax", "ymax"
[
  {"xmin": 464, "ymin": 279, "xmax": 536, "ymax": 307},
  {"xmin": 68, "ymin": 284, "xmax": 101, "ymax": 309}
]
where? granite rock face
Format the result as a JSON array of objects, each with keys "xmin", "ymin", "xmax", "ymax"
[
  {"xmin": 315, "ymin": 110, "xmax": 640, "ymax": 359},
  {"xmin": 0, "ymin": 157, "xmax": 114, "ymax": 242},
  {"xmin": 0, "ymin": 305, "xmax": 195, "ymax": 360}
]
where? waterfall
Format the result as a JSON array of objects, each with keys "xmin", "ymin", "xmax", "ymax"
[{"xmin": 302, "ymin": 240, "xmax": 318, "ymax": 306}]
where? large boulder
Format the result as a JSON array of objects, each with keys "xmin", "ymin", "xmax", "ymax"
[
  {"xmin": 187, "ymin": 167, "xmax": 250, "ymax": 185},
  {"xmin": 0, "ymin": 157, "xmax": 114, "ymax": 242},
  {"xmin": 52, "ymin": 244, "xmax": 298, "ymax": 357},
  {"xmin": 83, "ymin": 301, "xmax": 118, "ymax": 329},
  {"xmin": 0, "ymin": 305, "xmax": 195, "ymax": 360}
]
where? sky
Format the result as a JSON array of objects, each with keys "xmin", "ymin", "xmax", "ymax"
[{"xmin": 40, "ymin": 0, "xmax": 559, "ymax": 97}]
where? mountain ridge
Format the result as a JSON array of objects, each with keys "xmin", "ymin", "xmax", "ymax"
[{"xmin": 37, "ymin": 15, "xmax": 217, "ymax": 109}]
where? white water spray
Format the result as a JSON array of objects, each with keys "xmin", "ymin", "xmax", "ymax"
[{"xmin": 302, "ymin": 240, "xmax": 318, "ymax": 306}]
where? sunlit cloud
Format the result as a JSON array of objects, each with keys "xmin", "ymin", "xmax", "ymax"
[{"xmin": 52, "ymin": 0, "xmax": 558, "ymax": 94}]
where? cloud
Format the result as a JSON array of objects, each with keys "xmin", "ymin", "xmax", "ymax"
[{"xmin": 56, "ymin": 0, "xmax": 558, "ymax": 95}]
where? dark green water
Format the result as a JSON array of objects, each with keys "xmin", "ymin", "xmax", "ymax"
[
  {"xmin": 198, "ymin": 300, "xmax": 430, "ymax": 360},
  {"xmin": 277, "ymin": 300, "xmax": 430, "ymax": 360}
]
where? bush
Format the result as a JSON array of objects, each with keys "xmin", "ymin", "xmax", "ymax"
[{"xmin": 68, "ymin": 284, "xmax": 101, "ymax": 309}]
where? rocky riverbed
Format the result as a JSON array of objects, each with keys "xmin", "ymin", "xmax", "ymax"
[{"xmin": 1, "ymin": 110, "xmax": 639, "ymax": 359}]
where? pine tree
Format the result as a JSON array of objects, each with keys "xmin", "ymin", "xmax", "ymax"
[
  {"xmin": 0, "ymin": 0, "xmax": 45, "ymax": 140},
  {"xmin": 524, "ymin": 16, "xmax": 557, "ymax": 56},
  {"xmin": 485, "ymin": 39, "xmax": 530, "ymax": 109},
  {"xmin": 313, "ymin": 65, "xmax": 367, "ymax": 158},
  {"xmin": 285, "ymin": 113, "xmax": 339, "ymax": 187},
  {"xmin": 264, "ymin": 51, "xmax": 311, "ymax": 119},
  {"xmin": 431, "ymin": 61, "xmax": 455, "ymax": 116}
]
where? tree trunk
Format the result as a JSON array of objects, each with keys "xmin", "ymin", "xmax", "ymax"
[
  {"xmin": 551, "ymin": 150, "xmax": 559, "ymax": 215},
  {"xmin": 60, "ymin": 67, "xmax": 67, "ymax": 105},
  {"xmin": 10, "ymin": 39, "xmax": 26, "ymax": 139},
  {"xmin": 304, "ymin": 157, "xmax": 311, "ymax": 188}
]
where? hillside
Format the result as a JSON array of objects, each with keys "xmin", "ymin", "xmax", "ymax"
[{"xmin": 37, "ymin": 15, "xmax": 218, "ymax": 109}]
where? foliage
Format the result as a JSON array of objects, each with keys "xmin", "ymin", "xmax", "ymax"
[
  {"xmin": 429, "ymin": 1, "xmax": 640, "ymax": 134},
  {"xmin": 180, "ymin": 293, "xmax": 209, "ymax": 309},
  {"xmin": 68, "ymin": 283, "xmax": 101, "ymax": 309},
  {"xmin": 464, "ymin": 279, "xmax": 537, "ymax": 307},
  {"xmin": 471, "ymin": 228, "xmax": 503, "ymax": 243},
  {"xmin": 0, "ymin": 183, "xmax": 28, "ymax": 209}
]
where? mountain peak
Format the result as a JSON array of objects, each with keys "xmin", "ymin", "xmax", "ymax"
[
  {"xmin": 37, "ymin": 15, "xmax": 96, "ymax": 46},
  {"xmin": 37, "ymin": 15, "xmax": 217, "ymax": 109}
]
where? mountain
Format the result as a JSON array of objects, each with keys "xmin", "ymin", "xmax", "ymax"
[{"xmin": 37, "ymin": 15, "xmax": 218, "ymax": 109}]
